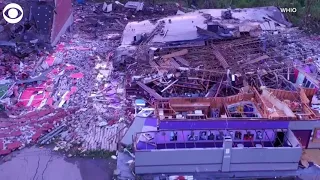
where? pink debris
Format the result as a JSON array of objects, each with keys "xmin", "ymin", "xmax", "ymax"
[
  {"xmin": 65, "ymin": 64, "xmax": 75, "ymax": 70},
  {"xmin": 108, "ymin": 120, "xmax": 117, "ymax": 126},
  {"xmin": 7, "ymin": 141, "xmax": 22, "ymax": 151},
  {"xmin": 0, "ymin": 149, "xmax": 11, "ymax": 155},
  {"xmin": 47, "ymin": 98, "xmax": 54, "ymax": 107},
  {"xmin": 68, "ymin": 46, "xmax": 91, "ymax": 51},
  {"xmin": 37, "ymin": 109, "xmax": 54, "ymax": 117},
  {"xmin": 70, "ymin": 72, "xmax": 84, "ymax": 79},
  {"xmin": 18, "ymin": 88, "xmax": 51, "ymax": 108},
  {"xmin": 46, "ymin": 56, "xmax": 55, "ymax": 66},
  {"xmin": 56, "ymin": 43, "xmax": 65, "ymax": 51},
  {"xmin": 50, "ymin": 68, "xmax": 59, "ymax": 75},
  {"xmin": 16, "ymin": 117, "xmax": 31, "ymax": 123},
  {"xmin": 10, "ymin": 130, "xmax": 22, "ymax": 137},
  {"xmin": 0, "ymin": 133, "xmax": 10, "ymax": 138},
  {"xmin": 70, "ymin": 86, "xmax": 77, "ymax": 93},
  {"xmin": 0, "ymin": 129, "xmax": 11, "ymax": 134},
  {"xmin": 47, "ymin": 68, "xmax": 64, "ymax": 78},
  {"xmin": 63, "ymin": 86, "xmax": 78, "ymax": 102},
  {"xmin": 30, "ymin": 118, "xmax": 40, "ymax": 124},
  {"xmin": 0, "ymin": 122, "xmax": 12, "ymax": 128},
  {"xmin": 12, "ymin": 64, "xmax": 20, "ymax": 72},
  {"xmin": 18, "ymin": 88, "xmax": 43, "ymax": 106},
  {"xmin": 42, "ymin": 123, "xmax": 54, "ymax": 130},
  {"xmin": 32, "ymin": 130, "xmax": 43, "ymax": 142}
]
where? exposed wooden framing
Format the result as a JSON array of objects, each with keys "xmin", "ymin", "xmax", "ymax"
[
  {"xmin": 241, "ymin": 55, "xmax": 270, "ymax": 66},
  {"xmin": 212, "ymin": 49, "xmax": 230, "ymax": 69},
  {"xmin": 215, "ymin": 76, "xmax": 224, "ymax": 97},
  {"xmin": 161, "ymin": 49, "xmax": 188, "ymax": 59},
  {"xmin": 161, "ymin": 79, "xmax": 179, "ymax": 93}
]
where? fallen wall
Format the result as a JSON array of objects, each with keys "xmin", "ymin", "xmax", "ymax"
[{"xmin": 51, "ymin": 0, "xmax": 73, "ymax": 46}]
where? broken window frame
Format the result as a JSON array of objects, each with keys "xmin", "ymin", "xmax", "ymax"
[
  {"xmin": 243, "ymin": 131, "xmax": 254, "ymax": 141},
  {"xmin": 256, "ymin": 130, "xmax": 264, "ymax": 140},
  {"xmin": 234, "ymin": 130, "xmax": 242, "ymax": 140},
  {"xmin": 312, "ymin": 128, "xmax": 320, "ymax": 142},
  {"xmin": 207, "ymin": 130, "xmax": 215, "ymax": 140},
  {"xmin": 199, "ymin": 130, "xmax": 208, "ymax": 140},
  {"xmin": 216, "ymin": 130, "xmax": 224, "ymax": 141},
  {"xmin": 170, "ymin": 131, "xmax": 178, "ymax": 142},
  {"xmin": 188, "ymin": 130, "xmax": 197, "ymax": 141}
]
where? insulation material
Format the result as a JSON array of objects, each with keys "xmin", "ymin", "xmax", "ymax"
[
  {"xmin": 70, "ymin": 72, "xmax": 84, "ymax": 79},
  {"xmin": 261, "ymin": 88, "xmax": 296, "ymax": 118}
]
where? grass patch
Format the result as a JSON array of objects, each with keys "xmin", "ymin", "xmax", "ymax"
[
  {"xmin": 72, "ymin": 149, "xmax": 116, "ymax": 158},
  {"xmin": 0, "ymin": 85, "xmax": 9, "ymax": 99}
]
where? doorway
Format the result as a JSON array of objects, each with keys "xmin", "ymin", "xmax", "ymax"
[
  {"xmin": 274, "ymin": 132, "xmax": 285, "ymax": 147},
  {"xmin": 292, "ymin": 130, "xmax": 312, "ymax": 148}
]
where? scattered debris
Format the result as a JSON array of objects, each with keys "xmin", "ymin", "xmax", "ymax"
[
  {"xmin": 1, "ymin": 3, "xmax": 320, "ymax": 176},
  {"xmin": 124, "ymin": 1, "xmax": 144, "ymax": 11}
]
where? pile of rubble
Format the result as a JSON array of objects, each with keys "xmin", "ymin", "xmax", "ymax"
[
  {"xmin": 1, "ymin": 0, "xmax": 319, "ymax": 158},
  {"xmin": 119, "ymin": 8, "xmax": 320, "ymax": 103},
  {"xmin": 0, "ymin": 108, "xmax": 74, "ymax": 155},
  {"xmin": 0, "ymin": 1, "xmax": 180, "ymax": 155}
]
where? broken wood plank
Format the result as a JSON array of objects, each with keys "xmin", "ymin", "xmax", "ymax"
[
  {"xmin": 149, "ymin": 60, "xmax": 159, "ymax": 68},
  {"xmin": 174, "ymin": 56, "xmax": 190, "ymax": 66},
  {"xmin": 161, "ymin": 79, "xmax": 179, "ymax": 92},
  {"xmin": 215, "ymin": 77, "xmax": 224, "ymax": 97},
  {"xmin": 169, "ymin": 58, "xmax": 181, "ymax": 69},
  {"xmin": 205, "ymin": 84, "xmax": 219, "ymax": 97},
  {"xmin": 161, "ymin": 49, "xmax": 188, "ymax": 59},
  {"xmin": 115, "ymin": 19, "xmax": 125, "ymax": 28},
  {"xmin": 269, "ymin": 21, "xmax": 276, "ymax": 31},
  {"xmin": 299, "ymin": 88, "xmax": 310, "ymax": 104},
  {"xmin": 213, "ymin": 50, "xmax": 230, "ymax": 69},
  {"xmin": 242, "ymin": 55, "xmax": 270, "ymax": 66},
  {"xmin": 260, "ymin": 22, "xmax": 270, "ymax": 31},
  {"xmin": 173, "ymin": 84, "xmax": 203, "ymax": 90},
  {"xmin": 136, "ymin": 81, "xmax": 163, "ymax": 99}
]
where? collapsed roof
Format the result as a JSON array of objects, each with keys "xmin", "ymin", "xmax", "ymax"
[
  {"xmin": 120, "ymin": 6, "xmax": 320, "ymax": 121},
  {"xmin": 121, "ymin": 6, "xmax": 291, "ymax": 46}
]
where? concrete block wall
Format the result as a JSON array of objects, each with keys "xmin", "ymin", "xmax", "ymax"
[{"xmin": 135, "ymin": 148, "xmax": 224, "ymax": 174}]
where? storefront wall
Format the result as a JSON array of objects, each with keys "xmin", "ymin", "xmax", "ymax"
[
  {"xmin": 135, "ymin": 146, "xmax": 301, "ymax": 174},
  {"xmin": 289, "ymin": 121, "xmax": 320, "ymax": 148}
]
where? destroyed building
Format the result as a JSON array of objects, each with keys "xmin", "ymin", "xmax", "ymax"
[
  {"xmin": 0, "ymin": 0, "xmax": 180, "ymax": 158},
  {"xmin": 118, "ymin": 6, "xmax": 320, "ymax": 179},
  {"xmin": 1, "ymin": 1, "xmax": 320, "ymax": 179},
  {"xmin": 0, "ymin": 0, "xmax": 76, "ymax": 155}
]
